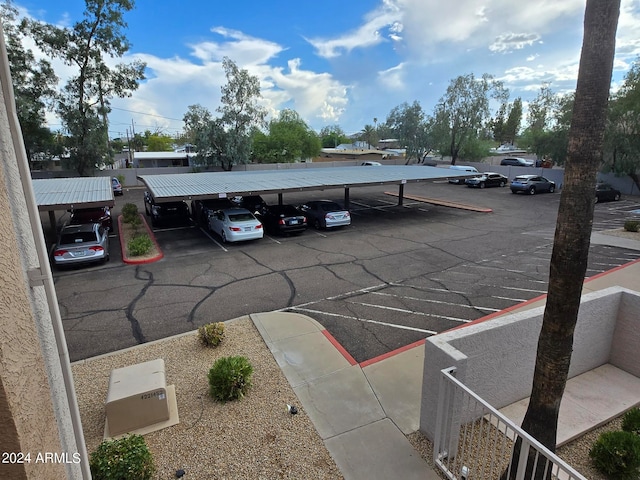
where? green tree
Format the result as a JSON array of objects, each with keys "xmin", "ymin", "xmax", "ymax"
[
  {"xmin": 504, "ymin": 97, "xmax": 523, "ymax": 144},
  {"xmin": 603, "ymin": 56, "xmax": 640, "ymax": 191},
  {"xmin": 431, "ymin": 73, "xmax": 508, "ymax": 164},
  {"xmin": 28, "ymin": 0, "xmax": 146, "ymax": 175},
  {"xmin": 215, "ymin": 57, "xmax": 266, "ymax": 170},
  {"xmin": 183, "ymin": 104, "xmax": 226, "ymax": 169},
  {"xmin": 359, "ymin": 124, "xmax": 378, "ymax": 149},
  {"xmin": 385, "ymin": 101, "xmax": 430, "ymax": 163},
  {"xmin": 319, "ymin": 124, "xmax": 349, "ymax": 148},
  {"xmin": 252, "ymin": 109, "xmax": 320, "ymax": 163},
  {"xmin": 520, "ymin": 84, "xmax": 559, "ymax": 159},
  {"xmin": 1, "ymin": 2, "xmax": 61, "ymax": 167},
  {"xmin": 503, "ymin": 2, "xmax": 620, "ymax": 478}
]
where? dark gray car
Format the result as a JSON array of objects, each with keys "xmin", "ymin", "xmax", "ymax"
[{"xmin": 510, "ymin": 175, "xmax": 556, "ymax": 195}]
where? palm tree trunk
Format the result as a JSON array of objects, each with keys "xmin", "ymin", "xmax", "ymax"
[{"xmin": 503, "ymin": 1, "xmax": 620, "ymax": 477}]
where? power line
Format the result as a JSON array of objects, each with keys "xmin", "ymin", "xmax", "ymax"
[{"xmin": 110, "ymin": 106, "xmax": 183, "ymax": 122}]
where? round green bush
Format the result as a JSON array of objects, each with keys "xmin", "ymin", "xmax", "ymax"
[
  {"xmin": 89, "ymin": 434, "xmax": 155, "ymax": 480},
  {"xmin": 589, "ymin": 430, "xmax": 640, "ymax": 479},
  {"xmin": 198, "ymin": 322, "xmax": 225, "ymax": 347},
  {"xmin": 622, "ymin": 407, "xmax": 640, "ymax": 436},
  {"xmin": 121, "ymin": 203, "xmax": 139, "ymax": 224},
  {"xmin": 208, "ymin": 355, "xmax": 253, "ymax": 402},
  {"xmin": 128, "ymin": 234, "xmax": 153, "ymax": 257},
  {"xmin": 624, "ymin": 220, "xmax": 640, "ymax": 233}
]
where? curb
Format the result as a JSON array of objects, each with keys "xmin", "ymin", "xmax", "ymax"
[{"xmin": 118, "ymin": 214, "xmax": 164, "ymax": 264}]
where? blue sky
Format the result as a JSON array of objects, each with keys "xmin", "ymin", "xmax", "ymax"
[{"xmin": 16, "ymin": 0, "xmax": 640, "ymax": 140}]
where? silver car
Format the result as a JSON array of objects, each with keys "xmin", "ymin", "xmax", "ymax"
[
  {"xmin": 207, "ymin": 208, "xmax": 264, "ymax": 243},
  {"xmin": 510, "ymin": 175, "xmax": 556, "ymax": 195},
  {"xmin": 53, "ymin": 223, "xmax": 110, "ymax": 267},
  {"xmin": 299, "ymin": 200, "xmax": 351, "ymax": 229}
]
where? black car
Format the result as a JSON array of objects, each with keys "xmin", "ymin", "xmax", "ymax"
[
  {"xmin": 144, "ymin": 191, "xmax": 190, "ymax": 227},
  {"xmin": 500, "ymin": 157, "xmax": 534, "ymax": 167},
  {"xmin": 595, "ymin": 183, "xmax": 621, "ymax": 203},
  {"xmin": 191, "ymin": 198, "xmax": 234, "ymax": 227},
  {"xmin": 465, "ymin": 172, "xmax": 508, "ymax": 188},
  {"xmin": 258, "ymin": 204, "xmax": 307, "ymax": 235},
  {"xmin": 232, "ymin": 195, "xmax": 267, "ymax": 213},
  {"xmin": 69, "ymin": 206, "xmax": 113, "ymax": 231}
]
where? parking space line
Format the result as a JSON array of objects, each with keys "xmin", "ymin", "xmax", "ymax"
[
  {"xmin": 290, "ymin": 307, "xmax": 438, "ymax": 334},
  {"xmin": 369, "ymin": 291, "xmax": 500, "ymax": 312},
  {"xmin": 264, "ymin": 235, "xmax": 281, "ymax": 244},
  {"xmin": 200, "ymin": 228, "xmax": 228, "ymax": 252},
  {"xmin": 348, "ymin": 301, "xmax": 472, "ymax": 323},
  {"xmin": 492, "ymin": 295, "xmax": 528, "ymax": 302},
  {"xmin": 350, "ymin": 201, "xmax": 395, "ymax": 212}
]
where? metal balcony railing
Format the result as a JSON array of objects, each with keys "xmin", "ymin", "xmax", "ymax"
[{"xmin": 433, "ymin": 367, "xmax": 587, "ymax": 480}]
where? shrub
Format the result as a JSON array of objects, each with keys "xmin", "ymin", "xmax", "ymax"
[
  {"xmin": 198, "ymin": 322, "xmax": 225, "ymax": 347},
  {"xmin": 622, "ymin": 407, "xmax": 640, "ymax": 436},
  {"xmin": 589, "ymin": 430, "xmax": 640, "ymax": 479},
  {"xmin": 208, "ymin": 355, "xmax": 253, "ymax": 402},
  {"xmin": 121, "ymin": 203, "xmax": 141, "ymax": 226},
  {"xmin": 624, "ymin": 220, "xmax": 640, "ymax": 232},
  {"xmin": 89, "ymin": 434, "xmax": 155, "ymax": 480},
  {"xmin": 128, "ymin": 234, "xmax": 153, "ymax": 257}
]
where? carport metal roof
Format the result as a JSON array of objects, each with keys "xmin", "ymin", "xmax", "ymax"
[
  {"xmin": 137, "ymin": 165, "xmax": 467, "ymax": 202},
  {"xmin": 32, "ymin": 177, "xmax": 114, "ymax": 211}
]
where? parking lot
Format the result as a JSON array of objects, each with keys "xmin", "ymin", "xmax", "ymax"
[{"xmin": 50, "ymin": 180, "xmax": 640, "ymax": 362}]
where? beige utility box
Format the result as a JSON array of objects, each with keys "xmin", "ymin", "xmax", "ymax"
[{"xmin": 105, "ymin": 359, "xmax": 171, "ymax": 437}]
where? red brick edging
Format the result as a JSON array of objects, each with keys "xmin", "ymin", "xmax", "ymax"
[{"xmin": 118, "ymin": 214, "xmax": 164, "ymax": 264}]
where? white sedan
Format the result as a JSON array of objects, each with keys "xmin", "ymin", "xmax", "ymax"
[{"xmin": 207, "ymin": 208, "xmax": 264, "ymax": 243}]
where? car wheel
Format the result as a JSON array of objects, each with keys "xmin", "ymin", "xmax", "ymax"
[
  {"xmin": 314, "ymin": 219, "xmax": 321, "ymax": 230},
  {"xmin": 549, "ymin": 185, "xmax": 555, "ymax": 193},
  {"xmin": 479, "ymin": 182, "xmax": 485, "ymax": 189},
  {"xmin": 528, "ymin": 186, "xmax": 536, "ymax": 195},
  {"xmin": 511, "ymin": 190, "xmax": 517, "ymax": 194},
  {"xmin": 145, "ymin": 203, "xmax": 150, "ymax": 216},
  {"xmin": 221, "ymin": 231, "xmax": 227, "ymax": 243},
  {"xmin": 614, "ymin": 193, "xmax": 621, "ymax": 201},
  {"xmin": 500, "ymin": 181, "xmax": 506, "ymax": 187}
]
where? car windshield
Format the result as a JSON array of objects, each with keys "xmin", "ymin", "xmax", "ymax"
[
  {"xmin": 228, "ymin": 213, "xmax": 255, "ymax": 222},
  {"xmin": 60, "ymin": 231, "xmax": 97, "ymax": 244}
]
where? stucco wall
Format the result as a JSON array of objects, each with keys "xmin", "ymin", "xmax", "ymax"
[{"xmin": 420, "ymin": 287, "xmax": 640, "ymax": 440}]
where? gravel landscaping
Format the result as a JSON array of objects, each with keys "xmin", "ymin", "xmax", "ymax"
[{"xmin": 72, "ymin": 316, "xmax": 343, "ymax": 480}]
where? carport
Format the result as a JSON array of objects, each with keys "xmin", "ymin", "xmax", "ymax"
[
  {"xmin": 32, "ymin": 177, "xmax": 115, "ymax": 234},
  {"xmin": 137, "ymin": 165, "xmax": 468, "ymax": 207}
]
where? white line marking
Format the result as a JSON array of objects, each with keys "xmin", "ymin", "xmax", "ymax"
[
  {"xmin": 200, "ymin": 228, "xmax": 228, "ymax": 252},
  {"xmin": 369, "ymin": 291, "xmax": 500, "ymax": 312},
  {"xmin": 348, "ymin": 301, "xmax": 472, "ymax": 323},
  {"xmin": 290, "ymin": 307, "xmax": 438, "ymax": 334},
  {"xmin": 492, "ymin": 295, "xmax": 528, "ymax": 302}
]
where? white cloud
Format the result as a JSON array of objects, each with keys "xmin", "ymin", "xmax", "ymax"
[
  {"xmin": 378, "ymin": 63, "xmax": 406, "ymax": 90},
  {"xmin": 489, "ymin": 33, "xmax": 541, "ymax": 54},
  {"xmin": 305, "ymin": 1, "xmax": 402, "ymax": 58}
]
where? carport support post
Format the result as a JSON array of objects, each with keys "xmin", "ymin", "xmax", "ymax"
[
  {"xmin": 48, "ymin": 210, "xmax": 56, "ymax": 233},
  {"xmin": 344, "ymin": 188, "xmax": 350, "ymax": 209},
  {"xmin": 278, "ymin": 192, "xmax": 283, "ymax": 205},
  {"xmin": 398, "ymin": 183, "xmax": 404, "ymax": 206}
]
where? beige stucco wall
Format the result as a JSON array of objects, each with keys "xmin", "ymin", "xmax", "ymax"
[{"xmin": 0, "ymin": 150, "xmax": 66, "ymax": 478}]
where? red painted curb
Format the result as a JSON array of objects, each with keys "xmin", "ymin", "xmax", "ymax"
[
  {"xmin": 352, "ymin": 256, "xmax": 640, "ymax": 366},
  {"xmin": 118, "ymin": 214, "xmax": 164, "ymax": 264},
  {"xmin": 360, "ymin": 338, "xmax": 426, "ymax": 368},
  {"xmin": 321, "ymin": 329, "xmax": 358, "ymax": 366}
]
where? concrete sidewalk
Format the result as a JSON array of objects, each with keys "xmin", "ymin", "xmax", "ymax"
[{"xmin": 251, "ymin": 232, "xmax": 640, "ymax": 480}]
